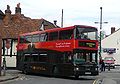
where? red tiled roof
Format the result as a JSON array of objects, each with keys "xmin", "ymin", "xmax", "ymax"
[{"xmin": 0, "ymin": 13, "xmax": 58, "ymax": 39}]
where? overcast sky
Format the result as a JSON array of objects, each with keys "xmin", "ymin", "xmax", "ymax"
[{"xmin": 1, "ymin": 0, "xmax": 120, "ymax": 35}]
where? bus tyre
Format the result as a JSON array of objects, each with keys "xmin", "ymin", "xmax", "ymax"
[
  {"xmin": 53, "ymin": 66, "xmax": 58, "ymax": 77},
  {"xmin": 91, "ymin": 72, "xmax": 99, "ymax": 76},
  {"xmin": 75, "ymin": 75, "xmax": 79, "ymax": 79},
  {"xmin": 23, "ymin": 68, "xmax": 27, "ymax": 74},
  {"xmin": 23, "ymin": 65, "xmax": 28, "ymax": 74}
]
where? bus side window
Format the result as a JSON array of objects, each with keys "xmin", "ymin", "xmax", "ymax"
[
  {"xmin": 39, "ymin": 54, "xmax": 48, "ymax": 62},
  {"xmin": 25, "ymin": 35, "xmax": 32, "ymax": 43},
  {"xmin": 62, "ymin": 52, "xmax": 72, "ymax": 63},
  {"xmin": 20, "ymin": 36, "xmax": 25, "ymax": 43},
  {"xmin": 49, "ymin": 32, "xmax": 58, "ymax": 41},
  {"xmin": 40, "ymin": 33, "xmax": 48, "ymax": 42},
  {"xmin": 24, "ymin": 54, "xmax": 33, "ymax": 62},
  {"xmin": 32, "ymin": 34, "xmax": 40, "ymax": 42},
  {"xmin": 59, "ymin": 29, "xmax": 73, "ymax": 40},
  {"xmin": 45, "ymin": 33, "xmax": 48, "ymax": 41}
]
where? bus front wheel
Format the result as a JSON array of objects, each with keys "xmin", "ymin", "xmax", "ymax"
[{"xmin": 75, "ymin": 75, "xmax": 79, "ymax": 79}]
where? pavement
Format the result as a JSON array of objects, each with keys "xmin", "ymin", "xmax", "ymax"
[
  {"xmin": 0, "ymin": 70, "xmax": 19, "ymax": 82},
  {"xmin": 95, "ymin": 67, "xmax": 120, "ymax": 84},
  {"xmin": 95, "ymin": 76, "xmax": 117, "ymax": 84}
]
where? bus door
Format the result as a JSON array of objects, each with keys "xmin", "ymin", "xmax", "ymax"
[
  {"xmin": 48, "ymin": 51, "xmax": 74, "ymax": 76},
  {"xmin": 58, "ymin": 52, "xmax": 74, "ymax": 76}
]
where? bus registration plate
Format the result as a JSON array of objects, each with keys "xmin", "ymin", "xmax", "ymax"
[{"xmin": 85, "ymin": 72, "xmax": 91, "ymax": 75}]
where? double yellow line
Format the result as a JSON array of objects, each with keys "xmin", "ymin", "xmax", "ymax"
[{"xmin": 93, "ymin": 79, "xmax": 99, "ymax": 84}]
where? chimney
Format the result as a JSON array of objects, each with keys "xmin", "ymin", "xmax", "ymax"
[
  {"xmin": 4, "ymin": 5, "xmax": 11, "ymax": 25},
  {"xmin": 111, "ymin": 27, "xmax": 115, "ymax": 34},
  {"xmin": 54, "ymin": 20, "xmax": 57, "ymax": 27},
  {"xmin": 5, "ymin": 5, "xmax": 11, "ymax": 14},
  {"xmin": 15, "ymin": 3, "xmax": 21, "ymax": 14}
]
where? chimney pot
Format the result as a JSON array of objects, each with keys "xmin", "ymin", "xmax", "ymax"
[
  {"xmin": 54, "ymin": 20, "xmax": 57, "ymax": 25},
  {"xmin": 15, "ymin": 3, "xmax": 21, "ymax": 14},
  {"xmin": 4, "ymin": 5, "xmax": 11, "ymax": 25},
  {"xmin": 5, "ymin": 5, "xmax": 11, "ymax": 14},
  {"xmin": 111, "ymin": 27, "xmax": 115, "ymax": 34}
]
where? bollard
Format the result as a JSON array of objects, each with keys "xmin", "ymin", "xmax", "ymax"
[
  {"xmin": 108, "ymin": 64, "xmax": 110, "ymax": 71},
  {"xmin": 3, "ymin": 58, "xmax": 6, "ymax": 76}
]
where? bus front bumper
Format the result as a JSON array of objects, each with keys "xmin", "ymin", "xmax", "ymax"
[{"xmin": 74, "ymin": 66, "xmax": 99, "ymax": 76}]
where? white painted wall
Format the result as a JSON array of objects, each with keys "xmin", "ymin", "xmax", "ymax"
[
  {"xmin": 101, "ymin": 29, "xmax": 120, "ymax": 65},
  {"xmin": 1, "ymin": 40, "xmax": 17, "ymax": 67}
]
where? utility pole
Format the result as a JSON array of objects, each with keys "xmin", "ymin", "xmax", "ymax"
[
  {"xmin": 95, "ymin": 7, "xmax": 108, "ymax": 58},
  {"xmin": 61, "ymin": 9, "xmax": 63, "ymax": 28},
  {"xmin": 99, "ymin": 7, "xmax": 103, "ymax": 58}
]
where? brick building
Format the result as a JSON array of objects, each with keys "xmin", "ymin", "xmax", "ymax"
[
  {"xmin": 0, "ymin": 4, "xmax": 59, "ymax": 68},
  {"xmin": 0, "ymin": 10, "xmax": 5, "ymax": 20}
]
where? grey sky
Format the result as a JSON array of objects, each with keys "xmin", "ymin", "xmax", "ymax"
[{"xmin": 1, "ymin": 0, "xmax": 120, "ymax": 34}]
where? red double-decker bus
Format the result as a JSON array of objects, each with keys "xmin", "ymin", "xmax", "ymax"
[{"xmin": 17, "ymin": 25, "xmax": 99, "ymax": 78}]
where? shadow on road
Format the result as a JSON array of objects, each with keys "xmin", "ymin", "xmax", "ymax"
[{"xmin": 23, "ymin": 73, "xmax": 96, "ymax": 81}]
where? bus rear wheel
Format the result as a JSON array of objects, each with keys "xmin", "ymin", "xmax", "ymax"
[{"xmin": 23, "ymin": 65, "xmax": 29, "ymax": 74}]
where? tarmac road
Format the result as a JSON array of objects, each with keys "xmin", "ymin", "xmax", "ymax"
[
  {"xmin": 1, "ymin": 66, "xmax": 120, "ymax": 84},
  {"xmin": 0, "ymin": 70, "xmax": 98, "ymax": 84}
]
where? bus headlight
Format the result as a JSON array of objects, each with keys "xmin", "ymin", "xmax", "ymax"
[
  {"xmin": 95, "ymin": 67, "xmax": 98, "ymax": 71},
  {"xmin": 76, "ymin": 68, "xmax": 79, "ymax": 70},
  {"xmin": 74, "ymin": 67, "xmax": 79, "ymax": 71}
]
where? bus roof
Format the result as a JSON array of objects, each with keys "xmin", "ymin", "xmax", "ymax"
[{"xmin": 19, "ymin": 25, "xmax": 97, "ymax": 36}]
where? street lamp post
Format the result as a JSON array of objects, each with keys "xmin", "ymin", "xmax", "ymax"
[
  {"xmin": 61, "ymin": 9, "xmax": 63, "ymax": 28},
  {"xmin": 95, "ymin": 7, "xmax": 108, "ymax": 59},
  {"xmin": 99, "ymin": 7, "xmax": 103, "ymax": 58}
]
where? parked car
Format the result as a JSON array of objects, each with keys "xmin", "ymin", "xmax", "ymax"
[{"xmin": 104, "ymin": 57, "xmax": 115, "ymax": 69}]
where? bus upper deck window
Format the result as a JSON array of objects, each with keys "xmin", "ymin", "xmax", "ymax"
[
  {"xmin": 59, "ymin": 29, "xmax": 73, "ymax": 40},
  {"xmin": 20, "ymin": 36, "xmax": 25, "ymax": 43},
  {"xmin": 40, "ymin": 33, "xmax": 48, "ymax": 42},
  {"xmin": 49, "ymin": 32, "xmax": 58, "ymax": 41},
  {"xmin": 77, "ymin": 33, "xmax": 90, "ymax": 40}
]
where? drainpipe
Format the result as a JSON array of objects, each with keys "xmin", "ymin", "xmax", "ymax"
[{"xmin": 0, "ymin": 34, "xmax": 2, "ymax": 76}]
